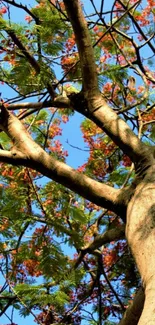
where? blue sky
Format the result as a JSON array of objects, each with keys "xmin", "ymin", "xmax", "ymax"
[
  {"xmin": 0, "ymin": 0, "xmax": 150, "ymax": 323},
  {"xmin": 1, "ymin": 0, "xmax": 90, "ymax": 169},
  {"xmin": 0, "ymin": 2, "xmax": 89, "ymax": 323}
]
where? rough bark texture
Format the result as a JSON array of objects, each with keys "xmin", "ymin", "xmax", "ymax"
[{"xmin": 126, "ymin": 165, "xmax": 155, "ymax": 325}]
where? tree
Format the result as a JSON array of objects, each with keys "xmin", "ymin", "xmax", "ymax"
[{"xmin": 0, "ymin": 0, "xmax": 154, "ymax": 324}]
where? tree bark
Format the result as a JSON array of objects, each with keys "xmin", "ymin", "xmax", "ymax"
[
  {"xmin": 63, "ymin": 0, "xmax": 152, "ymax": 165},
  {"xmin": 0, "ymin": 1, "xmax": 155, "ymax": 323},
  {"xmin": 0, "ymin": 106, "xmax": 129, "ymax": 218},
  {"xmin": 118, "ymin": 287, "xmax": 145, "ymax": 325},
  {"xmin": 63, "ymin": 2, "xmax": 155, "ymax": 324},
  {"xmin": 126, "ymin": 165, "xmax": 155, "ymax": 325}
]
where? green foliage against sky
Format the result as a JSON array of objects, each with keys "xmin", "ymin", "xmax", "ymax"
[{"xmin": 0, "ymin": 0, "xmax": 154, "ymax": 324}]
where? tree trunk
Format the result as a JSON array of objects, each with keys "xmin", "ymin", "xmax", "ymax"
[{"xmin": 126, "ymin": 165, "xmax": 155, "ymax": 325}]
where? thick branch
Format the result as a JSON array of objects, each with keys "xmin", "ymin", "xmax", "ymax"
[
  {"xmin": 90, "ymin": 98, "xmax": 152, "ymax": 168},
  {"xmin": 118, "ymin": 287, "xmax": 145, "ymax": 325},
  {"xmin": 69, "ymin": 93, "xmax": 152, "ymax": 168},
  {"xmin": 0, "ymin": 107, "xmax": 130, "ymax": 218},
  {"xmin": 86, "ymin": 225, "xmax": 125, "ymax": 252},
  {"xmin": 7, "ymin": 91, "xmax": 152, "ymax": 170},
  {"xmin": 63, "ymin": 1, "xmax": 152, "ymax": 167},
  {"xmin": 74, "ymin": 225, "xmax": 125, "ymax": 268},
  {"xmin": 63, "ymin": 0, "xmax": 98, "ymax": 95},
  {"xmin": 7, "ymin": 95, "xmax": 153, "ymax": 174}
]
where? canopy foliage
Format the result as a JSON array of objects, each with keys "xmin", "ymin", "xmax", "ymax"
[{"xmin": 0, "ymin": 0, "xmax": 154, "ymax": 324}]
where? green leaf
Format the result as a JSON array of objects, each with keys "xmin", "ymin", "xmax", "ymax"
[{"xmin": 69, "ymin": 206, "xmax": 86, "ymax": 224}]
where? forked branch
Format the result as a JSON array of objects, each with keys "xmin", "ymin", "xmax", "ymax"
[
  {"xmin": 63, "ymin": 0, "xmax": 152, "ymax": 167},
  {"xmin": 0, "ymin": 106, "xmax": 129, "ymax": 218}
]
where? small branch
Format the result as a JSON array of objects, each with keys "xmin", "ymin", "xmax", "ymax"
[
  {"xmin": 109, "ymin": 26, "xmax": 155, "ymax": 85},
  {"xmin": 93, "ymin": 1, "xmax": 141, "ymax": 48},
  {"xmin": 97, "ymin": 256, "xmax": 102, "ymax": 325},
  {"xmin": 143, "ymin": 120, "xmax": 155, "ymax": 126},
  {"xmin": 7, "ymin": 96, "xmax": 71, "ymax": 111},
  {"xmin": 118, "ymin": 0, "xmax": 155, "ymax": 54},
  {"xmin": 5, "ymin": 26, "xmax": 55, "ymax": 98},
  {"xmin": 6, "ymin": 29, "xmax": 40, "ymax": 73},
  {"xmin": 3, "ymin": 276, "xmax": 43, "ymax": 325},
  {"xmin": 0, "ymin": 296, "xmax": 17, "ymax": 317},
  {"xmin": 86, "ymin": 225, "xmax": 125, "ymax": 252},
  {"xmin": 27, "ymin": 169, "xmax": 47, "ymax": 216},
  {"xmin": 2, "ymin": 0, "xmax": 39, "ymax": 22},
  {"xmin": 121, "ymin": 164, "xmax": 134, "ymax": 188},
  {"xmin": 74, "ymin": 225, "xmax": 125, "ymax": 269},
  {"xmin": 98, "ymin": 253, "xmax": 125, "ymax": 311}
]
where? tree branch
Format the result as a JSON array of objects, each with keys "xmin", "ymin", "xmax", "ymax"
[
  {"xmin": 7, "ymin": 90, "xmax": 153, "ymax": 174},
  {"xmin": 118, "ymin": 0, "xmax": 155, "ymax": 54},
  {"xmin": 0, "ymin": 106, "xmax": 130, "ymax": 218},
  {"xmin": 63, "ymin": 0, "xmax": 98, "ymax": 95},
  {"xmin": 118, "ymin": 287, "xmax": 145, "ymax": 325},
  {"xmin": 74, "ymin": 225, "xmax": 125, "ymax": 268},
  {"xmin": 69, "ymin": 92, "xmax": 152, "ymax": 170},
  {"xmin": 86, "ymin": 225, "xmax": 125, "ymax": 252},
  {"xmin": 5, "ymin": 25, "xmax": 55, "ymax": 98},
  {"xmin": 2, "ymin": 0, "xmax": 39, "ymax": 22},
  {"xmin": 63, "ymin": 0, "xmax": 152, "ymax": 168},
  {"xmin": 6, "ymin": 29, "xmax": 40, "ymax": 73},
  {"xmin": 7, "ymin": 96, "xmax": 71, "ymax": 111}
]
